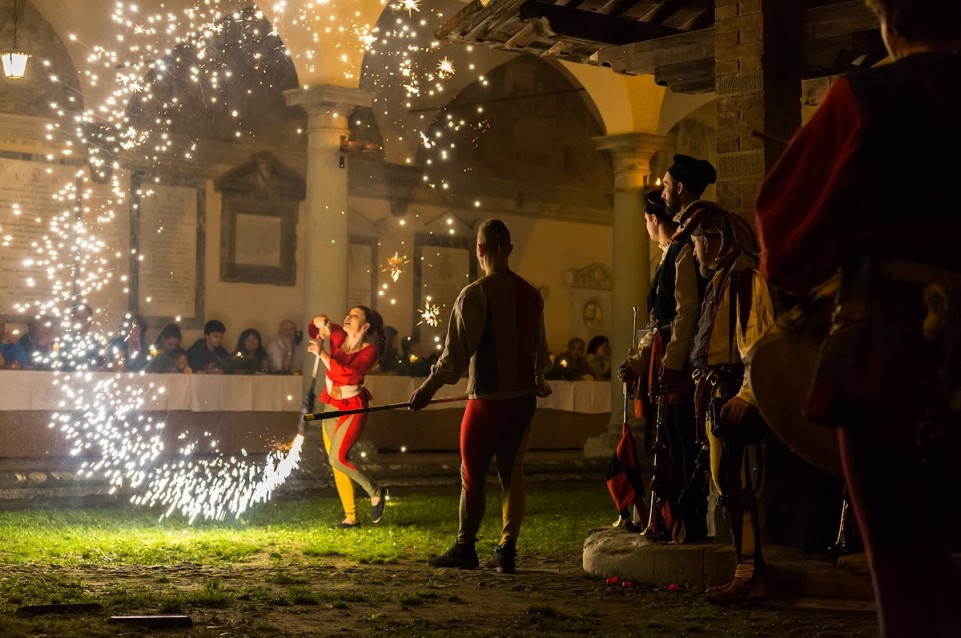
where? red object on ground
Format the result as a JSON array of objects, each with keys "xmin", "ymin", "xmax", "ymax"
[
  {"xmin": 622, "ymin": 581, "xmax": 633, "ymax": 587},
  {"xmin": 606, "ymin": 576, "xmax": 619, "ymax": 585},
  {"xmin": 668, "ymin": 583, "xmax": 680, "ymax": 592}
]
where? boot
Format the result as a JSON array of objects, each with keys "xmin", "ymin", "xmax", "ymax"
[
  {"xmin": 428, "ymin": 542, "xmax": 479, "ymax": 570},
  {"xmin": 485, "ymin": 542, "xmax": 517, "ymax": 574},
  {"xmin": 705, "ymin": 569, "xmax": 769, "ymax": 604}
]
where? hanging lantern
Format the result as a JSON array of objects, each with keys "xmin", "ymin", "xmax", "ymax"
[
  {"xmin": 1, "ymin": 51, "xmax": 30, "ymax": 79},
  {"xmin": 2, "ymin": 0, "xmax": 29, "ymax": 80}
]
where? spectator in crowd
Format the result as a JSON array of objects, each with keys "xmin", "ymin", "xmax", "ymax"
[
  {"xmin": 397, "ymin": 336, "xmax": 435, "ymax": 377},
  {"xmin": 377, "ymin": 326, "xmax": 403, "ymax": 374},
  {"xmin": 266, "ymin": 319, "xmax": 303, "ymax": 374},
  {"xmin": 231, "ymin": 328, "xmax": 268, "ymax": 374},
  {"xmin": 147, "ymin": 323, "xmax": 184, "ymax": 373},
  {"xmin": 0, "ymin": 313, "xmax": 28, "ymax": 369},
  {"xmin": 171, "ymin": 347, "xmax": 191, "ymax": 374},
  {"xmin": 187, "ymin": 320, "xmax": 230, "ymax": 374},
  {"xmin": 546, "ymin": 337, "xmax": 595, "ymax": 380},
  {"xmin": 586, "ymin": 335, "xmax": 612, "ymax": 381},
  {"xmin": 57, "ymin": 304, "xmax": 106, "ymax": 372},
  {"xmin": 107, "ymin": 315, "xmax": 151, "ymax": 372},
  {"xmin": 18, "ymin": 315, "xmax": 54, "ymax": 368}
]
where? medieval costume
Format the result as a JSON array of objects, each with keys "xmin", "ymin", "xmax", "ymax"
[
  {"xmin": 757, "ymin": 45, "xmax": 961, "ymax": 635},
  {"xmin": 679, "ymin": 202, "xmax": 776, "ymax": 602}
]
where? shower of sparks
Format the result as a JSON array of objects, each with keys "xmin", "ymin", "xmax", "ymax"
[
  {"xmin": 382, "ymin": 251, "xmax": 410, "ymax": 283},
  {"xmin": 49, "ymin": 371, "xmax": 304, "ymax": 522},
  {"xmin": 4, "ymin": 0, "xmax": 492, "ymax": 522},
  {"xmin": 4, "ymin": 1, "xmax": 320, "ymax": 523},
  {"xmin": 417, "ymin": 302, "xmax": 443, "ymax": 328}
]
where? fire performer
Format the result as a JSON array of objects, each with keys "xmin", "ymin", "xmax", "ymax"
[
  {"xmin": 756, "ymin": 1, "xmax": 961, "ymax": 633},
  {"xmin": 676, "ymin": 203, "xmax": 775, "ymax": 603},
  {"xmin": 410, "ymin": 219, "xmax": 552, "ymax": 574},
  {"xmin": 307, "ymin": 306, "xmax": 388, "ymax": 528}
]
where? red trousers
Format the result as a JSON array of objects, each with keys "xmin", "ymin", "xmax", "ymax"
[{"xmin": 457, "ymin": 395, "xmax": 536, "ymax": 546}]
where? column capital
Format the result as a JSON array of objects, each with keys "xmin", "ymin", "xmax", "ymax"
[
  {"xmin": 283, "ymin": 84, "xmax": 375, "ymax": 115},
  {"xmin": 594, "ymin": 132, "xmax": 670, "ymax": 190},
  {"xmin": 594, "ymin": 132, "xmax": 669, "ymax": 162}
]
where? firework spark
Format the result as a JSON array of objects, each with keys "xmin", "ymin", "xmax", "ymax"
[
  {"xmin": 394, "ymin": 0, "xmax": 422, "ymax": 17},
  {"xmin": 382, "ymin": 251, "xmax": 410, "ymax": 283},
  {"xmin": 417, "ymin": 302, "xmax": 443, "ymax": 328},
  {"xmin": 436, "ymin": 57, "xmax": 454, "ymax": 79}
]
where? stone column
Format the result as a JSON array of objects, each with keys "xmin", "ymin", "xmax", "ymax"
[
  {"xmin": 284, "ymin": 85, "xmax": 374, "ymax": 477},
  {"xmin": 284, "ymin": 85, "xmax": 374, "ymax": 332},
  {"xmin": 585, "ymin": 132, "xmax": 669, "ymax": 458},
  {"xmin": 714, "ymin": 0, "xmax": 801, "ymax": 216}
]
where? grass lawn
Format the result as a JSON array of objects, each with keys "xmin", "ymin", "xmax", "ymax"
[
  {"xmin": 0, "ymin": 483, "xmax": 883, "ymax": 637},
  {"xmin": 0, "ymin": 481, "xmax": 612, "ymax": 605}
]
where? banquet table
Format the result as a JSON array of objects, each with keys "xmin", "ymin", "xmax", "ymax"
[{"xmin": 0, "ymin": 371, "xmax": 612, "ymax": 460}]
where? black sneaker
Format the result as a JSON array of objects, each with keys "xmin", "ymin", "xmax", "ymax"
[
  {"xmin": 427, "ymin": 543, "xmax": 479, "ymax": 570},
  {"xmin": 371, "ymin": 488, "xmax": 388, "ymax": 524},
  {"xmin": 486, "ymin": 542, "xmax": 516, "ymax": 574}
]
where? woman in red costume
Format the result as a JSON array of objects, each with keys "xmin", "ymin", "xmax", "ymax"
[{"xmin": 307, "ymin": 306, "xmax": 388, "ymax": 528}]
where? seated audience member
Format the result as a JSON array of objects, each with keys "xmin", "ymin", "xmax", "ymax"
[
  {"xmin": 18, "ymin": 315, "xmax": 55, "ymax": 368},
  {"xmin": 57, "ymin": 304, "xmax": 106, "ymax": 372},
  {"xmin": 377, "ymin": 326, "xmax": 403, "ymax": 374},
  {"xmin": 546, "ymin": 337, "xmax": 595, "ymax": 380},
  {"xmin": 172, "ymin": 347, "xmax": 191, "ymax": 374},
  {"xmin": 107, "ymin": 314, "xmax": 151, "ymax": 372},
  {"xmin": 0, "ymin": 313, "xmax": 28, "ymax": 369},
  {"xmin": 266, "ymin": 319, "xmax": 303, "ymax": 374},
  {"xmin": 586, "ymin": 335, "xmax": 612, "ymax": 381},
  {"xmin": 147, "ymin": 323, "xmax": 184, "ymax": 373},
  {"xmin": 396, "ymin": 335, "xmax": 435, "ymax": 377},
  {"xmin": 187, "ymin": 320, "xmax": 230, "ymax": 373},
  {"xmin": 230, "ymin": 328, "xmax": 268, "ymax": 374}
]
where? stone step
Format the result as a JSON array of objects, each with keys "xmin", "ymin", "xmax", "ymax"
[{"xmin": 582, "ymin": 526, "xmax": 877, "ymax": 601}]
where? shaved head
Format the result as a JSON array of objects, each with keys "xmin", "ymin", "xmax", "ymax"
[{"xmin": 477, "ymin": 219, "xmax": 511, "ymax": 255}]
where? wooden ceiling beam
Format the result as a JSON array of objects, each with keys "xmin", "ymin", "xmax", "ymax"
[
  {"xmin": 518, "ymin": 1, "xmax": 682, "ymax": 46},
  {"xmin": 595, "ymin": 0, "xmax": 879, "ymax": 79}
]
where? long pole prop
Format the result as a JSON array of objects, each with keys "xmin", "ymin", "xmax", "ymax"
[
  {"xmin": 298, "ymin": 354, "xmax": 323, "ymax": 435},
  {"xmin": 303, "ymin": 395, "xmax": 469, "ymax": 422}
]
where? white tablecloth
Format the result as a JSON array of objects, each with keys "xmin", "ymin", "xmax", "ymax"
[
  {"xmin": 0, "ymin": 371, "xmax": 611, "ymax": 414},
  {"xmin": 0, "ymin": 371, "xmax": 302, "ymax": 412}
]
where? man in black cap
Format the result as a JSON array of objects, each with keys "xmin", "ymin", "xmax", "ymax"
[
  {"xmin": 619, "ymin": 189, "xmax": 708, "ymax": 542},
  {"xmin": 661, "ymin": 154, "xmax": 718, "ymax": 222}
]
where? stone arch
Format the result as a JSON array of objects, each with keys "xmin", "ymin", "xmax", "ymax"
[
  {"xmin": 121, "ymin": 7, "xmax": 304, "ymax": 153},
  {"xmin": 413, "ymin": 55, "xmax": 614, "ymax": 195}
]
